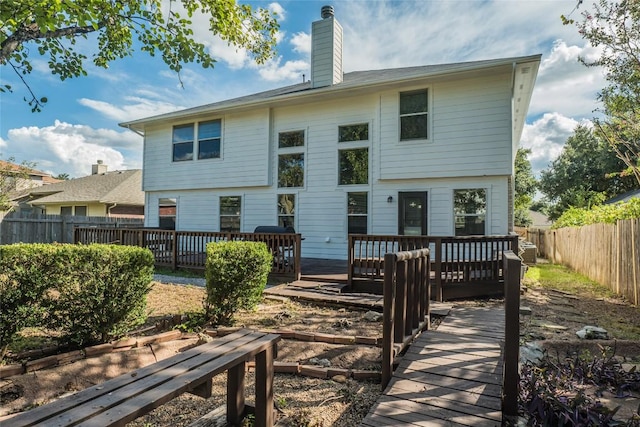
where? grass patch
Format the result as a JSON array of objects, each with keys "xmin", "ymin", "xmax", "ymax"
[{"xmin": 524, "ymin": 263, "xmax": 616, "ymax": 299}]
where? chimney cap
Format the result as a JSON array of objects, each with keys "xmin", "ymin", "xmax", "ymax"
[{"xmin": 321, "ymin": 5, "xmax": 334, "ymax": 19}]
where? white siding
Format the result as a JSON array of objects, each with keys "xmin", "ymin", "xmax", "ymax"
[
  {"xmin": 142, "ymin": 109, "xmax": 270, "ymax": 192},
  {"xmin": 379, "ymin": 71, "xmax": 513, "ymax": 179},
  {"xmin": 142, "ymin": 70, "xmax": 516, "ymax": 259}
]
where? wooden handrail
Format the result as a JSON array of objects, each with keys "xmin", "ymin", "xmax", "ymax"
[{"xmin": 381, "ymin": 248, "xmax": 431, "ymax": 389}]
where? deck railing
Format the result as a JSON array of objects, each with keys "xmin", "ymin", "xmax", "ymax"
[
  {"xmin": 502, "ymin": 250, "xmax": 522, "ymax": 418},
  {"xmin": 381, "ymin": 248, "xmax": 431, "ymax": 388},
  {"xmin": 348, "ymin": 234, "xmax": 519, "ymax": 300},
  {"xmin": 74, "ymin": 227, "xmax": 302, "ymax": 280}
]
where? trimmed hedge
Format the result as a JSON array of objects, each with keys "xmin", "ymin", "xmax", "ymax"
[
  {"xmin": 204, "ymin": 241, "xmax": 272, "ymax": 326},
  {"xmin": 0, "ymin": 243, "xmax": 154, "ymax": 354}
]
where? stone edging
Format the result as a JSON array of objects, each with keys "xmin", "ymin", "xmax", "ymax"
[{"xmin": 0, "ymin": 327, "xmax": 382, "ymax": 381}]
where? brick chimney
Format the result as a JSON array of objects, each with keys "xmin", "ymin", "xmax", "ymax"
[
  {"xmin": 311, "ymin": 5, "xmax": 343, "ymax": 88},
  {"xmin": 92, "ymin": 160, "xmax": 108, "ymax": 175}
]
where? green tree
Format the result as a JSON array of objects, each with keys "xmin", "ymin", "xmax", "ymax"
[
  {"xmin": 539, "ymin": 125, "xmax": 634, "ymax": 220},
  {"xmin": 0, "ymin": 0, "xmax": 279, "ymax": 111},
  {"xmin": 563, "ymin": 0, "xmax": 640, "ymax": 185},
  {"xmin": 514, "ymin": 148, "xmax": 537, "ymax": 227}
]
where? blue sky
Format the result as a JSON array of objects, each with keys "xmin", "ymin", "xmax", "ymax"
[{"xmin": 0, "ymin": 0, "xmax": 602, "ymax": 178}]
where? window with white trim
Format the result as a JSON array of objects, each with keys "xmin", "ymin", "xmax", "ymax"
[
  {"xmin": 172, "ymin": 124, "xmax": 194, "ymax": 162},
  {"xmin": 399, "ymin": 89, "xmax": 428, "ymax": 141},
  {"xmin": 277, "ymin": 194, "xmax": 295, "ymax": 229},
  {"xmin": 198, "ymin": 119, "xmax": 221, "ymax": 159},
  {"xmin": 220, "ymin": 196, "xmax": 241, "ymax": 232},
  {"xmin": 338, "ymin": 123, "xmax": 369, "ymax": 186},
  {"xmin": 278, "ymin": 130, "xmax": 305, "ymax": 188},
  {"xmin": 158, "ymin": 198, "xmax": 177, "ymax": 230},
  {"xmin": 172, "ymin": 119, "xmax": 222, "ymax": 162},
  {"xmin": 454, "ymin": 189, "xmax": 486, "ymax": 236},
  {"xmin": 347, "ymin": 192, "xmax": 368, "ymax": 234}
]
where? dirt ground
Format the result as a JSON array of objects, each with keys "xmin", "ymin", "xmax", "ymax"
[{"xmin": 1, "ymin": 274, "xmax": 639, "ymax": 426}]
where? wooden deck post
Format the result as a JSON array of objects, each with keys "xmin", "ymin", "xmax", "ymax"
[
  {"xmin": 381, "ymin": 252, "xmax": 396, "ymax": 389},
  {"xmin": 502, "ymin": 250, "xmax": 521, "ymax": 418}
]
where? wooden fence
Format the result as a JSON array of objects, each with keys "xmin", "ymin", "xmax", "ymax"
[
  {"xmin": 0, "ymin": 212, "xmax": 143, "ymax": 245},
  {"xmin": 381, "ymin": 248, "xmax": 431, "ymax": 388},
  {"xmin": 74, "ymin": 227, "xmax": 302, "ymax": 280},
  {"xmin": 348, "ymin": 234, "xmax": 519, "ymax": 301},
  {"xmin": 526, "ymin": 219, "xmax": 639, "ymax": 305}
]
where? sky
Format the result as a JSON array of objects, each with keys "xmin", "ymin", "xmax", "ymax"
[{"xmin": 0, "ymin": 0, "xmax": 603, "ymax": 178}]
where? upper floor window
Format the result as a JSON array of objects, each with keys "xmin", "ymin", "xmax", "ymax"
[
  {"xmin": 338, "ymin": 148, "xmax": 368, "ymax": 185},
  {"xmin": 454, "ymin": 189, "xmax": 486, "ymax": 236},
  {"xmin": 400, "ymin": 89, "xmax": 428, "ymax": 141},
  {"xmin": 220, "ymin": 196, "xmax": 241, "ymax": 232},
  {"xmin": 339, "ymin": 123, "xmax": 368, "ymax": 142},
  {"xmin": 279, "ymin": 130, "xmax": 305, "ymax": 148},
  {"xmin": 172, "ymin": 119, "xmax": 222, "ymax": 162},
  {"xmin": 198, "ymin": 120, "xmax": 221, "ymax": 159},
  {"xmin": 278, "ymin": 130, "xmax": 305, "ymax": 188},
  {"xmin": 172, "ymin": 124, "xmax": 194, "ymax": 162}
]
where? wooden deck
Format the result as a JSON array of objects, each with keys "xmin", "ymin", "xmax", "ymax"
[{"xmin": 361, "ymin": 304, "xmax": 505, "ymax": 426}]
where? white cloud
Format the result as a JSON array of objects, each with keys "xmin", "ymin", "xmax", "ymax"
[
  {"xmin": 268, "ymin": 3, "xmax": 285, "ymax": 21},
  {"xmin": 528, "ymin": 40, "xmax": 605, "ymax": 118},
  {"xmin": 78, "ymin": 97, "xmax": 182, "ymax": 122},
  {"xmin": 290, "ymin": 32, "xmax": 311, "ymax": 55},
  {"xmin": 257, "ymin": 58, "xmax": 309, "ymax": 82},
  {"xmin": 2, "ymin": 121, "xmax": 142, "ymax": 177},
  {"xmin": 521, "ymin": 113, "xmax": 592, "ymax": 176}
]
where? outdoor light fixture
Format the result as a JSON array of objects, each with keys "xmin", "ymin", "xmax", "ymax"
[{"xmin": 387, "ymin": 196, "xmax": 393, "ymax": 203}]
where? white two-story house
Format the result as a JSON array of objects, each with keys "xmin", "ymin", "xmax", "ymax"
[{"xmin": 121, "ymin": 6, "xmax": 540, "ymax": 261}]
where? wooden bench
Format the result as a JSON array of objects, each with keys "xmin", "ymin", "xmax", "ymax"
[{"xmin": 6, "ymin": 329, "xmax": 281, "ymax": 427}]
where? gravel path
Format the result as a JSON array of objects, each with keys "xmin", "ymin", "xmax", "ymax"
[{"xmin": 152, "ymin": 274, "xmax": 206, "ymax": 287}]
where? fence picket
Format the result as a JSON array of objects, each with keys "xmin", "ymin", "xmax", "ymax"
[{"xmin": 526, "ymin": 219, "xmax": 639, "ymax": 305}]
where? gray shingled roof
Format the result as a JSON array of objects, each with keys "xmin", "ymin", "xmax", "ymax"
[
  {"xmin": 120, "ymin": 55, "xmax": 541, "ymax": 131},
  {"xmin": 28, "ymin": 170, "xmax": 144, "ymax": 206}
]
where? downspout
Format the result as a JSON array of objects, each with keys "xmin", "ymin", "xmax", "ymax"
[{"xmin": 107, "ymin": 203, "xmax": 117, "ymax": 217}]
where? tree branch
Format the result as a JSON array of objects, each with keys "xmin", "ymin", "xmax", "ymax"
[{"xmin": 1, "ymin": 21, "xmax": 106, "ymax": 63}]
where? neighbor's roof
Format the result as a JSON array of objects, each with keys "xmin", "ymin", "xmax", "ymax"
[
  {"xmin": 0, "ymin": 160, "xmax": 60, "ymax": 180},
  {"xmin": 120, "ymin": 54, "xmax": 541, "ymax": 132},
  {"xmin": 604, "ymin": 189, "xmax": 640, "ymax": 204},
  {"xmin": 28, "ymin": 169, "xmax": 144, "ymax": 206}
]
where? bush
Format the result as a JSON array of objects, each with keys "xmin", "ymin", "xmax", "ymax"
[
  {"xmin": 0, "ymin": 243, "xmax": 154, "ymax": 353},
  {"xmin": 204, "ymin": 241, "xmax": 272, "ymax": 326},
  {"xmin": 0, "ymin": 244, "xmax": 58, "ymax": 359},
  {"xmin": 50, "ymin": 244, "xmax": 154, "ymax": 346},
  {"xmin": 553, "ymin": 198, "xmax": 640, "ymax": 229}
]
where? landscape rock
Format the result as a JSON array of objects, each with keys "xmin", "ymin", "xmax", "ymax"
[
  {"xmin": 576, "ymin": 326, "xmax": 609, "ymax": 340},
  {"xmin": 520, "ymin": 342, "xmax": 545, "ymax": 365},
  {"xmin": 363, "ymin": 311, "xmax": 383, "ymax": 322},
  {"xmin": 309, "ymin": 357, "xmax": 331, "ymax": 368}
]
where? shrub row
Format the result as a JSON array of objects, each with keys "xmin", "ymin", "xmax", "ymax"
[
  {"xmin": 553, "ymin": 198, "xmax": 640, "ymax": 229},
  {"xmin": 0, "ymin": 244, "xmax": 154, "ymax": 358}
]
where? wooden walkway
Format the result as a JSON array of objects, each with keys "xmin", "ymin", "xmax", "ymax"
[{"xmin": 361, "ymin": 304, "xmax": 505, "ymax": 426}]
